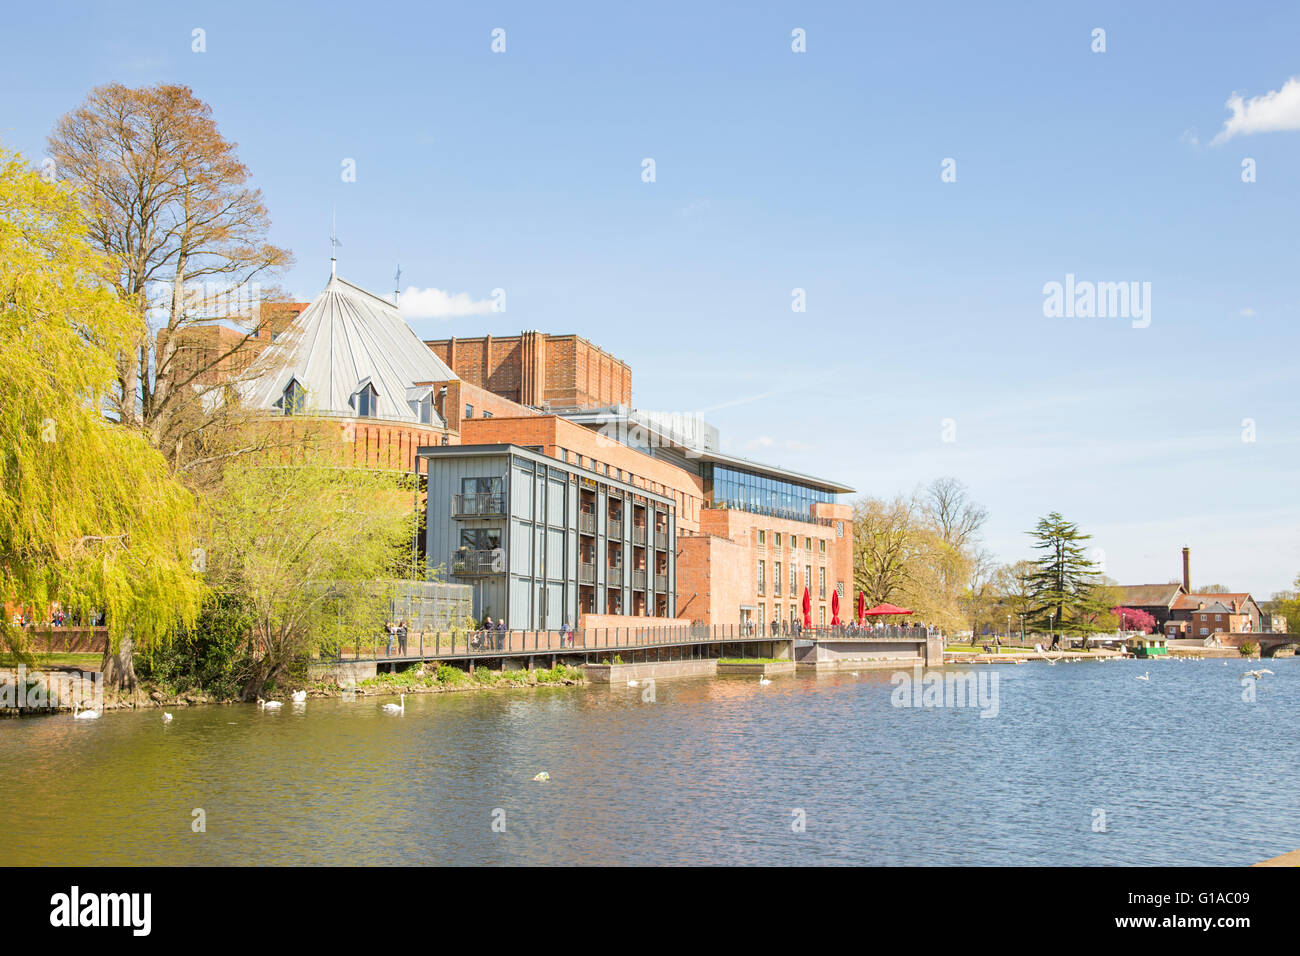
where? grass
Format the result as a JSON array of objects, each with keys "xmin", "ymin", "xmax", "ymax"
[
  {"xmin": 0, "ymin": 652, "xmax": 101, "ymax": 670},
  {"xmin": 358, "ymin": 661, "xmax": 583, "ymax": 692},
  {"xmin": 718, "ymin": 657, "xmax": 787, "ymax": 664}
]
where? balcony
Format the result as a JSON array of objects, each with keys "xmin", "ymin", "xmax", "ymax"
[
  {"xmin": 631, "ymin": 569, "xmax": 647, "ymax": 589},
  {"xmin": 579, "ymin": 512, "xmax": 596, "ymax": 535},
  {"xmin": 654, "ymin": 531, "xmax": 668, "ymax": 550},
  {"xmin": 631, "ymin": 525, "xmax": 646, "ymax": 546},
  {"xmin": 608, "ymin": 518, "xmax": 622, "ymax": 538},
  {"xmin": 578, "ymin": 561, "xmax": 596, "ymax": 585},
  {"xmin": 452, "ymin": 493, "xmax": 505, "ymax": 517},
  {"xmin": 451, "ymin": 549, "xmax": 505, "ymax": 576},
  {"xmin": 654, "ymin": 573, "xmax": 668, "ymax": 592}
]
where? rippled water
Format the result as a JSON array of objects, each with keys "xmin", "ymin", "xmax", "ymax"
[{"xmin": 2, "ymin": 657, "xmax": 1297, "ymax": 865}]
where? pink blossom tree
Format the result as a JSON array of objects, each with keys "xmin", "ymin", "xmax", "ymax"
[{"xmin": 1113, "ymin": 606, "xmax": 1156, "ymax": 633}]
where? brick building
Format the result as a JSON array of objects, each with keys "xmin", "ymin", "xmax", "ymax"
[
  {"xmin": 1120, "ymin": 547, "xmax": 1263, "ymax": 639},
  {"xmin": 425, "ymin": 332, "xmax": 631, "ymax": 410}
]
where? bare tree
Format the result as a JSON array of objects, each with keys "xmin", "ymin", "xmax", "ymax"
[
  {"xmin": 48, "ymin": 83, "xmax": 292, "ymax": 456},
  {"xmin": 852, "ymin": 494, "xmax": 919, "ymax": 607},
  {"xmin": 922, "ymin": 477, "xmax": 988, "ymax": 552}
]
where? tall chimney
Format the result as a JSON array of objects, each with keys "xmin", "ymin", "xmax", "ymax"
[{"xmin": 1182, "ymin": 547, "xmax": 1191, "ymax": 592}]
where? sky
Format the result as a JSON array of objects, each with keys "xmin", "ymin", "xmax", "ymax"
[{"xmin": 2, "ymin": 1, "xmax": 1298, "ymax": 595}]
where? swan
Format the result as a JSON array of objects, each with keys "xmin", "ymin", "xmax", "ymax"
[
  {"xmin": 162, "ymin": 712, "xmax": 173, "ymax": 723},
  {"xmin": 72, "ymin": 701, "xmax": 100, "ymax": 720},
  {"xmin": 758, "ymin": 676, "xmax": 772, "ymax": 686},
  {"xmin": 850, "ymin": 672, "xmax": 860, "ymax": 677},
  {"xmin": 258, "ymin": 698, "xmax": 283, "ymax": 710},
  {"xmin": 291, "ymin": 690, "xmax": 307, "ymax": 703},
  {"xmin": 1135, "ymin": 672, "xmax": 1150, "ymax": 681},
  {"xmin": 533, "ymin": 772, "xmax": 550, "ymax": 781},
  {"xmin": 382, "ymin": 693, "xmax": 405, "ymax": 715},
  {"xmin": 1242, "ymin": 669, "xmax": 1274, "ymax": 680},
  {"xmin": 627, "ymin": 680, "xmax": 639, "ymax": 687}
]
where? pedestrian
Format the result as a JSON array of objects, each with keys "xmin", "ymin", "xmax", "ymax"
[
  {"xmin": 563, "ymin": 618, "xmax": 574, "ymax": 647},
  {"xmin": 384, "ymin": 620, "xmax": 394, "ymax": 656},
  {"xmin": 397, "ymin": 619, "xmax": 408, "ymax": 656},
  {"xmin": 496, "ymin": 617, "xmax": 506, "ymax": 650}
]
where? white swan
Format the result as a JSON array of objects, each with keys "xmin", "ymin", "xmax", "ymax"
[
  {"xmin": 291, "ymin": 690, "xmax": 307, "ymax": 703},
  {"xmin": 1135, "ymin": 672, "xmax": 1150, "ymax": 681},
  {"xmin": 382, "ymin": 693, "xmax": 405, "ymax": 715},
  {"xmin": 162, "ymin": 712, "xmax": 173, "ymax": 723},
  {"xmin": 258, "ymin": 697, "xmax": 283, "ymax": 710},
  {"xmin": 72, "ymin": 701, "xmax": 100, "ymax": 720},
  {"xmin": 758, "ymin": 676, "xmax": 772, "ymax": 686},
  {"xmin": 1242, "ymin": 669, "xmax": 1274, "ymax": 680},
  {"xmin": 627, "ymin": 679, "xmax": 639, "ymax": 687}
]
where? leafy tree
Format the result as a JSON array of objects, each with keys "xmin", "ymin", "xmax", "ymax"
[
  {"xmin": 1025, "ymin": 512, "xmax": 1106, "ymax": 648},
  {"xmin": 0, "ymin": 145, "xmax": 206, "ymax": 683},
  {"xmin": 201, "ymin": 451, "xmax": 419, "ymax": 695}
]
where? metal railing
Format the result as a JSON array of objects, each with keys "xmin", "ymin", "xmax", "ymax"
[
  {"xmin": 654, "ymin": 573, "xmax": 668, "ymax": 591},
  {"xmin": 631, "ymin": 526, "xmax": 646, "ymax": 546},
  {"xmin": 654, "ymin": 532, "xmax": 668, "ymax": 550},
  {"xmin": 450, "ymin": 549, "xmax": 505, "ymax": 575},
  {"xmin": 579, "ymin": 512, "xmax": 596, "ymax": 534},
  {"xmin": 608, "ymin": 518, "xmax": 622, "ymax": 538},
  {"xmin": 578, "ymin": 562, "xmax": 596, "ymax": 585},
  {"xmin": 631, "ymin": 569, "xmax": 647, "ymax": 589},
  {"xmin": 452, "ymin": 493, "xmax": 506, "ymax": 517}
]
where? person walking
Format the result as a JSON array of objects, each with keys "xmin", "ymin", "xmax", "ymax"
[
  {"xmin": 563, "ymin": 618, "xmax": 574, "ymax": 648},
  {"xmin": 397, "ymin": 619, "xmax": 408, "ymax": 656}
]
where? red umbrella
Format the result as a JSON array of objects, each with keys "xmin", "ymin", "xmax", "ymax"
[
  {"xmin": 863, "ymin": 602, "xmax": 913, "ymax": 616},
  {"xmin": 830, "ymin": 589, "xmax": 840, "ymax": 626},
  {"xmin": 801, "ymin": 586, "xmax": 812, "ymax": 628},
  {"xmin": 857, "ymin": 591, "xmax": 866, "ymax": 624}
]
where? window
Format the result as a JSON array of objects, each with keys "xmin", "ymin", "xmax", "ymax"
[
  {"xmin": 757, "ymin": 560, "xmax": 765, "ymax": 596},
  {"xmin": 1200, "ymin": 627, "xmax": 1208, "ymax": 635},
  {"xmin": 280, "ymin": 378, "xmax": 307, "ymax": 416},
  {"xmin": 757, "ymin": 530, "xmax": 766, "ymax": 546},
  {"xmin": 790, "ymin": 564, "xmax": 797, "ymax": 594},
  {"xmin": 819, "ymin": 540, "xmax": 826, "ymax": 556},
  {"xmin": 805, "ymin": 537, "xmax": 812, "ymax": 550},
  {"xmin": 465, "ymin": 404, "xmax": 474, "ymax": 419},
  {"xmin": 483, "ymin": 411, "xmax": 493, "ymax": 419},
  {"xmin": 805, "ymin": 565, "xmax": 812, "ymax": 591},
  {"xmin": 774, "ymin": 562, "xmax": 782, "ymax": 596},
  {"xmin": 774, "ymin": 533, "xmax": 782, "ymax": 548},
  {"xmin": 355, "ymin": 382, "xmax": 378, "ymax": 418},
  {"xmin": 460, "ymin": 528, "xmax": 501, "ymax": 551},
  {"xmin": 818, "ymin": 607, "xmax": 825, "ymax": 627},
  {"xmin": 1215, "ymin": 614, "xmax": 1222, "ymax": 621},
  {"xmin": 818, "ymin": 567, "xmax": 826, "ymax": 599}
]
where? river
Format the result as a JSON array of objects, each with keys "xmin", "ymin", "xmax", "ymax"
[{"xmin": 2, "ymin": 657, "xmax": 1296, "ymax": 865}]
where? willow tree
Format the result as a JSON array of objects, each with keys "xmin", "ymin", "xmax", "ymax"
[
  {"xmin": 0, "ymin": 146, "xmax": 206, "ymax": 684},
  {"xmin": 47, "ymin": 83, "xmax": 292, "ymax": 462}
]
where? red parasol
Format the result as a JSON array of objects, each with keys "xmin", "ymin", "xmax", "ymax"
[
  {"xmin": 857, "ymin": 591, "xmax": 866, "ymax": 624},
  {"xmin": 863, "ymin": 603, "xmax": 913, "ymax": 616},
  {"xmin": 801, "ymin": 586, "xmax": 812, "ymax": 628},
  {"xmin": 830, "ymin": 589, "xmax": 840, "ymax": 626}
]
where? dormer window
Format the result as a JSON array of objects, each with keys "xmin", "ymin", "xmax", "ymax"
[
  {"xmin": 406, "ymin": 385, "xmax": 434, "ymax": 425},
  {"xmin": 280, "ymin": 378, "xmax": 307, "ymax": 416},
  {"xmin": 353, "ymin": 380, "xmax": 379, "ymax": 418}
]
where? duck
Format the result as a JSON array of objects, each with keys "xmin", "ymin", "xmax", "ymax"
[
  {"xmin": 72, "ymin": 701, "xmax": 101, "ymax": 720},
  {"xmin": 258, "ymin": 697, "xmax": 283, "ymax": 710},
  {"xmin": 162, "ymin": 712, "xmax": 173, "ymax": 723},
  {"xmin": 291, "ymin": 690, "xmax": 307, "ymax": 703},
  {"xmin": 382, "ymin": 693, "xmax": 405, "ymax": 715}
]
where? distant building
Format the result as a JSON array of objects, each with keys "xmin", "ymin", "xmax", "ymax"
[{"xmin": 1121, "ymin": 547, "xmax": 1263, "ymax": 640}]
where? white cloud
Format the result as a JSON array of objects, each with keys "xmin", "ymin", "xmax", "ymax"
[
  {"xmin": 398, "ymin": 287, "xmax": 495, "ymax": 319},
  {"xmin": 1212, "ymin": 76, "xmax": 1300, "ymax": 144}
]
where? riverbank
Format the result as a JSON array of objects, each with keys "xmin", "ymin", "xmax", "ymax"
[{"xmin": 0, "ymin": 660, "xmax": 585, "ymax": 717}]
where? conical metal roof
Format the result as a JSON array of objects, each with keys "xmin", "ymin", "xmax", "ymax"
[{"xmin": 241, "ymin": 273, "xmax": 457, "ymax": 425}]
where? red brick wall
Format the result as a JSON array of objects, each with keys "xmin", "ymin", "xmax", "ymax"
[{"xmin": 426, "ymin": 333, "xmax": 631, "ymax": 410}]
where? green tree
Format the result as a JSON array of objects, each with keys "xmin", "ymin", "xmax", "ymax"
[
  {"xmin": 1025, "ymin": 512, "xmax": 1105, "ymax": 648},
  {"xmin": 201, "ymin": 452, "xmax": 419, "ymax": 696},
  {"xmin": 0, "ymin": 145, "xmax": 206, "ymax": 683}
]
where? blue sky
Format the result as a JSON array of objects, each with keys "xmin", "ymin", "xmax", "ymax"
[{"xmin": 3, "ymin": 1, "xmax": 1298, "ymax": 595}]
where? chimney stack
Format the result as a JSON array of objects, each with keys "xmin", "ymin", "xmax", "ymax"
[{"xmin": 1182, "ymin": 546, "xmax": 1190, "ymax": 592}]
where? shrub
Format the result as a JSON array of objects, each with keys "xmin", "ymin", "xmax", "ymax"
[
  {"xmin": 436, "ymin": 663, "xmax": 469, "ymax": 685},
  {"xmin": 1239, "ymin": 642, "xmax": 1258, "ymax": 657},
  {"xmin": 136, "ymin": 593, "xmax": 253, "ymax": 699}
]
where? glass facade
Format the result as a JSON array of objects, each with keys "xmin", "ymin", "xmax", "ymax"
[{"xmin": 704, "ymin": 464, "xmax": 836, "ymax": 523}]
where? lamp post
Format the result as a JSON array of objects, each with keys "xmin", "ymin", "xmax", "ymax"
[
  {"xmin": 1019, "ymin": 614, "xmax": 1025, "ymax": 645},
  {"xmin": 1048, "ymin": 609, "xmax": 1056, "ymax": 649}
]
